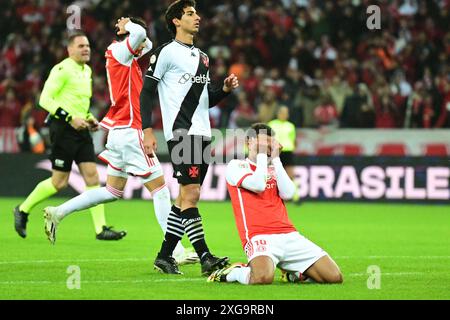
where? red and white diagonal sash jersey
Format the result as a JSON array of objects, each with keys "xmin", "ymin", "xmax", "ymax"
[
  {"xmin": 100, "ymin": 39, "xmax": 144, "ymax": 130},
  {"xmin": 226, "ymin": 159, "xmax": 297, "ymax": 248}
]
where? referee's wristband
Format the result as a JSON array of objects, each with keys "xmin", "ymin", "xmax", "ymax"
[{"xmin": 54, "ymin": 107, "xmax": 72, "ymax": 123}]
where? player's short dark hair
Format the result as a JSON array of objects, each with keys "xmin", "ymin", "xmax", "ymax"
[
  {"xmin": 68, "ymin": 30, "xmax": 87, "ymax": 45},
  {"xmin": 117, "ymin": 16, "xmax": 147, "ymax": 41},
  {"xmin": 246, "ymin": 123, "xmax": 275, "ymax": 140},
  {"xmin": 165, "ymin": 0, "xmax": 196, "ymax": 36}
]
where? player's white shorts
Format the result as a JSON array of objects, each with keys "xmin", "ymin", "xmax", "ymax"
[
  {"xmin": 245, "ymin": 232, "xmax": 328, "ymax": 274},
  {"xmin": 98, "ymin": 127, "xmax": 162, "ymax": 181}
]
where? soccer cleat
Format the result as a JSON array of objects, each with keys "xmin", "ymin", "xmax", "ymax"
[
  {"xmin": 200, "ymin": 253, "xmax": 230, "ymax": 276},
  {"xmin": 174, "ymin": 247, "xmax": 200, "ymax": 266},
  {"xmin": 154, "ymin": 255, "xmax": 183, "ymax": 275},
  {"xmin": 280, "ymin": 270, "xmax": 306, "ymax": 283},
  {"xmin": 207, "ymin": 262, "xmax": 247, "ymax": 283},
  {"xmin": 96, "ymin": 226, "xmax": 127, "ymax": 241},
  {"xmin": 14, "ymin": 206, "xmax": 29, "ymax": 238},
  {"xmin": 44, "ymin": 206, "xmax": 60, "ymax": 245}
]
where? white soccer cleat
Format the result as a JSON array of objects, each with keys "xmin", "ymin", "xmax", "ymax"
[
  {"xmin": 44, "ymin": 207, "xmax": 60, "ymax": 245},
  {"xmin": 174, "ymin": 247, "xmax": 200, "ymax": 265}
]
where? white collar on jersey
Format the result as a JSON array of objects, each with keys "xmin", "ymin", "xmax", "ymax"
[{"xmin": 174, "ymin": 39, "xmax": 195, "ymax": 50}]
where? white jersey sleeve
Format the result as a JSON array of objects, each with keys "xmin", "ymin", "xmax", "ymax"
[
  {"xmin": 226, "ymin": 154, "xmax": 268, "ymax": 193},
  {"xmin": 272, "ymin": 157, "xmax": 296, "ymax": 200},
  {"xmin": 226, "ymin": 160, "xmax": 254, "ymax": 187},
  {"xmin": 110, "ymin": 21, "xmax": 147, "ymax": 65},
  {"xmin": 137, "ymin": 38, "xmax": 153, "ymax": 58}
]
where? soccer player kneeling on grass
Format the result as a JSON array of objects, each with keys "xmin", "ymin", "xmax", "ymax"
[{"xmin": 207, "ymin": 123, "xmax": 343, "ymax": 285}]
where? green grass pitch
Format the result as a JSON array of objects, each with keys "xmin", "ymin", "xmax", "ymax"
[{"xmin": 1, "ymin": 197, "xmax": 449, "ymax": 300}]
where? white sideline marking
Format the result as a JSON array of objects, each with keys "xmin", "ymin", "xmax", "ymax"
[
  {"xmin": 1, "ymin": 256, "xmax": 450, "ymax": 265},
  {"xmin": 0, "ymin": 278, "xmax": 204, "ymax": 285},
  {"xmin": 0, "ymin": 272, "xmax": 430, "ymax": 285},
  {"xmin": 348, "ymin": 272, "xmax": 424, "ymax": 277},
  {"xmin": 0, "ymin": 258, "xmax": 149, "ymax": 265}
]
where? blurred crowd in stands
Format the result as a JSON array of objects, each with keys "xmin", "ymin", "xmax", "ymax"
[{"xmin": 1, "ymin": 0, "xmax": 449, "ymax": 148}]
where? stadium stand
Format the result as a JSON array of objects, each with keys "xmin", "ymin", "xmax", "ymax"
[{"xmin": 0, "ymin": 0, "xmax": 449, "ymax": 148}]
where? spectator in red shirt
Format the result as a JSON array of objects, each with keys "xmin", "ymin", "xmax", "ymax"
[{"xmin": 0, "ymin": 88, "xmax": 22, "ymax": 127}]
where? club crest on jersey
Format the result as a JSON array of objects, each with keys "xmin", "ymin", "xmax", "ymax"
[
  {"xmin": 200, "ymin": 53, "xmax": 209, "ymax": 67},
  {"xmin": 188, "ymin": 166, "xmax": 199, "ymax": 178},
  {"xmin": 150, "ymin": 54, "xmax": 156, "ymax": 64}
]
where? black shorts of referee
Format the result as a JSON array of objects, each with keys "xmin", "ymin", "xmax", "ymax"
[{"xmin": 49, "ymin": 117, "xmax": 96, "ymax": 172}]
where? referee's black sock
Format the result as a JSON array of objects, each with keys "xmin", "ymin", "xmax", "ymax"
[
  {"xmin": 180, "ymin": 207, "xmax": 209, "ymax": 259},
  {"xmin": 158, "ymin": 206, "xmax": 184, "ymax": 258}
]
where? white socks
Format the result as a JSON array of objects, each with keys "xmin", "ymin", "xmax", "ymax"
[
  {"xmin": 226, "ymin": 267, "xmax": 251, "ymax": 285},
  {"xmin": 152, "ymin": 185, "xmax": 185, "ymax": 257},
  {"xmin": 56, "ymin": 186, "xmax": 122, "ymax": 220},
  {"xmin": 151, "ymin": 185, "xmax": 171, "ymax": 231}
]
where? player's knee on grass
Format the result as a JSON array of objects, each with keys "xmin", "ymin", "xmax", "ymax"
[
  {"xmin": 250, "ymin": 271, "xmax": 274, "ymax": 285},
  {"xmin": 306, "ymin": 256, "xmax": 343, "ymax": 284},
  {"xmin": 324, "ymin": 269, "xmax": 343, "ymax": 284},
  {"xmin": 249, "ymin": 256, "xmax": 275, "ymax": 285}
]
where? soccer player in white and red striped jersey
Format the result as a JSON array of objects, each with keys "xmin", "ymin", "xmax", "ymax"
[
  {"xmin": 44, "ymin": 17, "xmax": 198, "ymax": 266},
  {"xmin": 208, "ymin": 123, "xmax": 343, "ymax": 285}
]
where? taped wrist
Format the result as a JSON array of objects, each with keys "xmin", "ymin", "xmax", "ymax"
[{"xmin": 54, "ymin": 107, "xmax": 72, "ymax": 123}]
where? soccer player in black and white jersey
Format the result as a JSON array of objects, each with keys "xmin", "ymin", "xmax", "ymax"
[{"xmin": 140, "ymin": 0, "xmax": 239, "ymax": 275}]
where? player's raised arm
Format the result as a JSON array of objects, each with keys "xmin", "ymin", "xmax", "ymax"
[
  {"xmin": 226, "ymin": 140, "xmax": 268, "ymax": 193},
  {"xmin": 271, "ymin": 140, "xmax": 296, "ymax": 200},
  {"xmin": 112, "ymin": 17, "xmax": 150, "ymax": 63},
  {"xmin": 240, "ymin": 153, "xmax": 268, "ymax": 193},
  {"xmin": 207, "ymin": 73, "xmax": 239, "ymax": 108}
]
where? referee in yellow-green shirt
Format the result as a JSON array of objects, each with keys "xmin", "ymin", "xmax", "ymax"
[
  {"xmin": 268, "ymin": 106, "xmax": 297, "ymax": 181},
  {"xmin": 13, "ymin": 31, "xmax": 126, "ymax": 241}
]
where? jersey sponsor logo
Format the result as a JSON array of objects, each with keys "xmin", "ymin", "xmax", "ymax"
[
  {"xmin": 266, "ymin": 182, "xmax": 276, "ymax": 189},
  {"xmin": 178, "ymin": 73, "xmax": 210, "ymax": 85},
  {"xmin": 189, "ymin": 166, "xmax": 199, "ymax": 178}
]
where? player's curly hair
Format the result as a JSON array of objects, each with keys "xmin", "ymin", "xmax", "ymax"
[
  {"xmin": 246, "ymin": 123, "xmax": 275, "ymax": 140},
  {"xmin": 165, "ymin": 0, "xmax": 196, "ymax": 36}
]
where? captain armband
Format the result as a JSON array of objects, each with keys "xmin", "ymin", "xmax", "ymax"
[{"xmin": 54, "ymin": 107, "xmax": 72, "ymax": 123}]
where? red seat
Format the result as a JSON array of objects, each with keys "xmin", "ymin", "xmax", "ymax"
[
  {"xmin": 424, "ymin": 144, "xmax": 448, "ymax": 156},
  {"xmin": 316, "ymin": 144, "xmax": 362, "ymax": 156},
  {"xmin": 377, "ymin": 143, "xmax": 407, "ymax": 156},
  {"xmin": 341, "ymin": 144, "xmax": 362, "ymax": 156}
]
